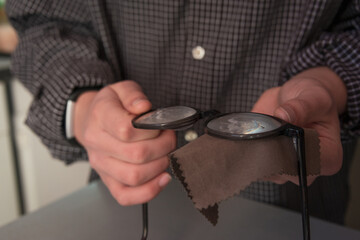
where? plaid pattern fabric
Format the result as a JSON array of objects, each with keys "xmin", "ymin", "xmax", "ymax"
[{"xmin": 6, "ymin": 0, "xmax": 360, "ymax": 222}]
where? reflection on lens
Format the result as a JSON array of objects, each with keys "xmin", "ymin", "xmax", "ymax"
[
  {"xmin": 207, "ymin": 113, "xmax": 282, "ymax": 135},
  {"xmin": 135, "ymin": 106, "xmax": 197, "ymax": 125}
]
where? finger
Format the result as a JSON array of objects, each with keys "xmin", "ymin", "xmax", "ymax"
[
  {"xmin": 274, "ymin": 86, "xmax": 333, "ymax": 126},
  {"xmin": 318, "ymin": 132, "xmax": 343, "ymax": 176},
  {"xmin": 84, "ymin": 130, "xmax": 176, "ymax": 164},
  {"xmin": 101, "ymin": 171, "xmax": 172, "ymax": 206},
  {"xmin": 251, "ymin": 87, "xmax": 281, "ymax": 115},
  {"xmin": 91, "ymin": 155, "xmax": 170, "ymax": 187},
  {"xmin": 95, "ymin": 93, "xmax": 160, "ymax": 142},
  {"xmin": 263, "ymin": 174, "xmax": 288, "ymax": 185},
  {"xmin": 109, "ymin": 80, "xmax": 152, "ymax": 115},
  {"xmin": 274, "ymin": 87, "xmax": 343, "ymax": 176},
  {"xmin": 265, "ymin": 174, "xmax": 318, "ymax": 186}
]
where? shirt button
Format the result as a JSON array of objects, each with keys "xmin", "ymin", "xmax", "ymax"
[
  {"xmin": 184, "ymin": 130, "xmax": 198, "ymax": 142},
  {"xmin": 192, "ymin": 46, "xmax": 205, "ymax": 60}
]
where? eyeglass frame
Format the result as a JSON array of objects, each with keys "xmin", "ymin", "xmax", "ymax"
[{"xmin": 132, "ymin": 106, "xmax": 310, "ymax": 240}]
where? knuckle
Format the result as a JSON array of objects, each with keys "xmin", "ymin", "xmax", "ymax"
[
  {"xmin": 130, "ymin": 147, "xmax": 148, "ymax": 164},
  {"xmin": 126, "ymin": 169, "xmax": 143, "ymax": 186},
  {"xmin": 327, "ymin": 160, "xmax": 342, "ymax": 176},
  {"xmin": 90, "ymin": 99, "xmax": 104, "ymax": 116},
  {"xmin": 88, "ymin": 155, "xmax": 98, "ymax": 168},
  {"xmin": 88, "ymin": 154, "xmax": 103, "ymax": 171},
  {"xmin": 144, "ymin": 185, "xmax": 160, "ymax": 201},
  {"xmin": 88, "ymin": 154, "xmax": 96, "ymax": 164},
  {"xmin": 82, "ymin": 129, "xmax": 97, "ymax": 146},
  {"xmin": 115, "ymin": 193, "xmax": 132, "ymax": 206},
  {"xmin": 116, "ymin": 125, "xmax": 133, "ymax": 141}
]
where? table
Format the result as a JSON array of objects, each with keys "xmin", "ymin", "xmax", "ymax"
[{"xmin": 1, "ymin": 180, "xmax": 360, "ymax": 240}]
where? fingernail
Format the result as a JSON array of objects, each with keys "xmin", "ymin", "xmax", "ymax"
[
  {"xmin": 275, "ymin": 107, "xmax": 292, "ymax": 122},
  {"xmin": 158, "ymin": 173, "xmax": 172, "ymax": 188},
  {"xmin": 132, "ymin": 98, "xmax": 148, "ymax": 106}
]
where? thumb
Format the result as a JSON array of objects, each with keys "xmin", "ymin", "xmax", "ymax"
[
  {"xmin": 274, "ymin": 98, "xmax": 314, "ymax": 126},
  {"xmin": 110, "ymin": 80, "xmax": 152, "ymax": 115},
  {"xmin": 274, "ymin": 88, "xmax": 332, "ymax": 127}
]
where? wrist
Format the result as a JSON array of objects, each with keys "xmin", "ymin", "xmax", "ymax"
[
  {"xmin": 65, "ymin": 87, "xmax": 100, "ymax": 145},
  {"xmin": 73, "ymin": 91, "xmax": 98, "ymax": 144}
]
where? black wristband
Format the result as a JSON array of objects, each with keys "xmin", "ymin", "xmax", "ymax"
[
  {"xmin": 68, "ymin": 87, "xmax": 102, "ymax": 102},
  {"xmin": 64, "ymin": 86, "xmax": 102, "ymax": 146}
]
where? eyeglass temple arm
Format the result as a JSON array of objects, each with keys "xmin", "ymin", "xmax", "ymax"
[
  {"xmin": 141, "ymin": 203, "xmax": 148, "ymax": 240},
  {"xmin": 285, "ymin": 127, "xmax": 310, "ymax": 240}
]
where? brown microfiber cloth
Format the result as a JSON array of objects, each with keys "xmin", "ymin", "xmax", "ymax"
[{"xmin": 170, "ymin": 129, "xmax": 320, "ymax": 225}]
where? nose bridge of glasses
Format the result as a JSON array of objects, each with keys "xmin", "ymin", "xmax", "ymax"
[{"xmin": 200, "ymin": 109, "xmax": 221, "ymax": 118}]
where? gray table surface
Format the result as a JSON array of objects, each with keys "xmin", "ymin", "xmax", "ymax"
[{"xmin": 1, "ymin": 180, "xmax": 360, "ymax": 240}]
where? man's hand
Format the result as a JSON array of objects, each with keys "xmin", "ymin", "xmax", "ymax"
[
  {"xmin": 73, "ymin": 80, "xmax": 176, "ymax": 205},
  {"xmin": 252, "ymin": 67, "xmax": 347, "ymax": 185}
]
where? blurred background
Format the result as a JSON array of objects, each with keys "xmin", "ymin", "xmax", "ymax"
[
  {"xmin": 0, "ymin": 0, "xmax": 359, "ymax": 232},
  {"xmin": 0, "ymin": 0, "xmax": 90, "ymax": 228}
]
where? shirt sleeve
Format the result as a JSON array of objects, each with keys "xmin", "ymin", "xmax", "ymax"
[
  {"xmin": 282, "ymin": 1, "xmax": 360, "ymax": 140},
  {"xmin": 6, "ymin": 0, "xmax": 115, "ymax": 163}
]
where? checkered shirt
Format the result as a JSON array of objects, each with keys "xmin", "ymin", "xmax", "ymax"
[{"xmin": 6, "ymin": 0, "xmax": 360, "ymax": 223}]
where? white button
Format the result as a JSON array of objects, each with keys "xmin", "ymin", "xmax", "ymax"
[
  {"xmin": 184, "ymin": 130, "xmax": 198, "ymax": 142},
  {"xmin": 192, "ymin": 46, "xmax": 205, "ymax": 60}
]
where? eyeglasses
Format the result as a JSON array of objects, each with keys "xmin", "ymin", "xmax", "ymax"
[{"xmin": 132, "ymin": 106, "xmax": 310, "ymax": 240}]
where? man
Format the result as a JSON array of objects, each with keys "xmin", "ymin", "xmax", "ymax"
[{"xmin": 6, "ymin": 0, "xmax": 360, "ymax": 224}]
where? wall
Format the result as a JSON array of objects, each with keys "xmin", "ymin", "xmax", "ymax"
[
  {"xmin": 0, "ymin": 81, "xmax": 19, "ymax": 226},
  {"xmin": 12, "ymin": 79, "xmax": 91, "ymax": 213},
  {"xmin": 0, "ymin": 79, "xmax": 90, "ymax": 228}
]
